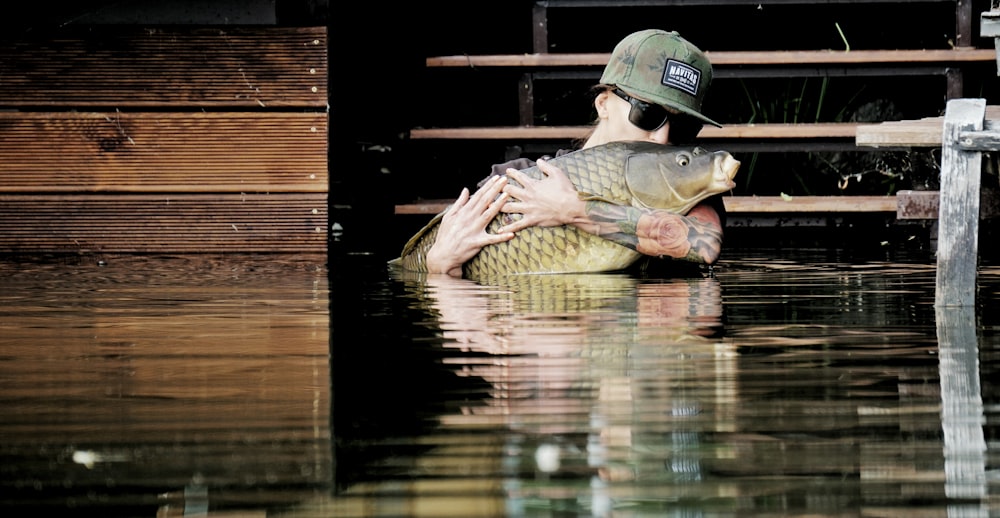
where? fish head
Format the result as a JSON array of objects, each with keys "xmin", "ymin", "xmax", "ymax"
[{"xmin": 625, "ymin": 145, "xmax": 740, "ymax": 214}]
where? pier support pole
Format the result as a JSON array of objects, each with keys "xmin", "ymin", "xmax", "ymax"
[{"xmin": 935, "ymin": 98, "xmax": 985, "ymax": 307}]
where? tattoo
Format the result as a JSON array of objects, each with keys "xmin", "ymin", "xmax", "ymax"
[
  {"xmin": 583, "ymin": 200, "xmax": 723, "ymax": 264},
  {"xmin": 684, "ymin": 218, "xmax": 723, "ymax": 263},
  {"xmin": 584, "ymin": 201, "xmax": 640, "ymax": 248}
]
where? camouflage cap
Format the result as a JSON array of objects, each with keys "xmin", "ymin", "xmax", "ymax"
[{"xmin": 600, "ymin": 29, "xmax": 721, "ymax": 128}]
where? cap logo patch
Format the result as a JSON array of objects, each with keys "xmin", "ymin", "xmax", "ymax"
[{"xmin": 661, "ymin": 59, "xmax": 700, "ymax": 97}]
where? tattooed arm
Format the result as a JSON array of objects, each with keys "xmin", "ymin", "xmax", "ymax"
[
  {"xmin": 579, "ymin": 199, "xmax": 723, "ymax": 264},
  {"xmin": 502, "ymin": 158, "xmax": 724, "ymax": 265}
]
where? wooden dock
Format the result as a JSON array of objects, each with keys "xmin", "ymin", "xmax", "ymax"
[
  {"xmin": 858, "ymin": 100, "xmax": 999, "ymax": 306},
  {"xmin": 0, "ymin": 26, "xmax": 329, "ymax": 254}
]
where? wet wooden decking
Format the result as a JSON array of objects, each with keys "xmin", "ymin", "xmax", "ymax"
[{"xmin": 0, "ymin": 26, "xmax": 329, "ymax": 253}]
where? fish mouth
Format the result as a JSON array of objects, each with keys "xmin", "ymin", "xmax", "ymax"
[{"xmin": 719, "ymin": 155, "xmax": 741, "ymax": 188}]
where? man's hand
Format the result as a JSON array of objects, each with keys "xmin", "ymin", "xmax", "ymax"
[
  {"xmin": 501, "ymin": 159, "xmax": 586, "ymax": 227},
  {"xmin": 426, "ymin": 175, "xmax": 516, "ymax": 277}
]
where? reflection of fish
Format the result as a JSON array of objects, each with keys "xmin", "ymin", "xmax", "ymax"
[{"xmin": 390, "ymin": 141, "xmax": 740, "ymax": 279}]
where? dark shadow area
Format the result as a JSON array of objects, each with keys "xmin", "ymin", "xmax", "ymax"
[{"xmin": 328, "ymin": 253, "xmax": 495, "ymax": 491}]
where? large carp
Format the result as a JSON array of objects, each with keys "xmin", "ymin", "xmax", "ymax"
[{"xmin": 390, "ymin": 141, "xmax": 740, "ymax": 279}]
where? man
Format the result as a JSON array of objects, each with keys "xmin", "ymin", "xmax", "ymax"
[{"xmin": 426, "ymin": 30, "xmax": 725, "ymax": 278}]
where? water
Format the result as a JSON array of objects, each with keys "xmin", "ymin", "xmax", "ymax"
[
  {"xmin": 0, "ymin": 255, "xmax": 331, "ymax": 516},
  {"xmin": 2, "ymin": 246, "xmax": 999, "ymax": 516}
]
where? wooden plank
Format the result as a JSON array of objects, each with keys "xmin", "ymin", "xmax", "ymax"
[
  {"xmin": 541, "ymin": 0, "xmax": 957, "ymax": 5},
  {"xmin": 897, "ymin": 190, "xmax": 942, "ymax": 219},
  {"xmin": 704, "ymin": 123, "xmax": 858, "ymax": 138},
  {"xmin": 396, "ymin": 200, "xmax": 453, "ymax": 215},
  {"xmin": 0, "ymin": 193, "xmax": 328, "ymax": 253},
  {"xmin": 395, "ymin": 195, "xmax": 897, "ymax": 215},
  {"xmin": 0, "ymin": 112, "xmax": 328, "ymax": 192},
  {"xmin": 935, "ymin": 98, "xmax": 984, "ymax": 307},
  {"xmin": 723, "ymin": 195, "xmax": 897, "ymax": 213},
  {"xmin": 896, "ymin": 188, "xmax": 1000, "ymax": 219},
  {"xmin": 411, "ymin": 125, "xmax": 590, "ymax": 140},
  {"xmin": 856, "ymin": 105, "xmax": 999, "ymax": 147},
  {"xmin": 857, "ymin": 116, "xmax": 955, "ymax": 147},
  {"xmin": 0, "ymin": 26, "xmax": 328, "ymax": 108},
  {"xmin": 957, "ymin": 127, "xmax": 1000, "ymax": 150},
  {"xmin": 410, "ymin": 123, "xmax": 859, "ymax": 140},
  {"xmin": 426, "ymin": 48, "xmax": 998, "ymax": 68}
]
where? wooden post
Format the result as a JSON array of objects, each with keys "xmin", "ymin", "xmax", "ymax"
[
  {"xmin": 981, "ymin": 9, "xmax": 1000, "ymax": 73},
  {"xmin": 935, "ymin": 98, "xmax": 985, "ymax": 307}
]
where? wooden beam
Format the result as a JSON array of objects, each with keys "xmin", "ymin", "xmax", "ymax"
[
  {"xmin": 896, "ymin": 188, "xmax": 1000, "ymax": 219},
  {"xmin": 0, "ymin": 193, "xmax": 328, "ymax": 253},
  {"xmin": 0, "ymin": 26, "xmax": 328, "ymax": 108},
  {"xmin": 957, "ymin": 128, "xmax": 1000, "ymax": 150},
  {"xmin": 395, "ymin": 200, "xmax": 452, "ymax": 215},
  {"xmin": 856, "ymin": 106, "xmax": 1000, "ymax": 147},
  {"xmin": 395, "ymin": 195, "xmax": 897, "ymax": 216},
  {"xmin": 723, "ymin": 195, "xmax": 897, "ymax": 213},
  {"xmin": 540, "ymin": 0, "xmax": 958, "ymax": 6},
  {"xmin": 410, "ymin": 123, "xmax": 859, "ymax": 140},
  {"xmin": 0, "ymin": 112, "xmax": 328, "ymax": 193},
  {"xmin": 427, "ymin": 49, "xmax": 998, "ymax": 68}
]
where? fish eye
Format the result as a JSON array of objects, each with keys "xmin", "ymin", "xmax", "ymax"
[{"xmin": 675, "ymin": 152, "xmax": 692, "ymax": 167}]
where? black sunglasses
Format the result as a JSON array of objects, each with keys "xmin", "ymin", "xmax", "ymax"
[{"xmin": 612, "ymin": 88, "xmax": 670, "ymax": 131}]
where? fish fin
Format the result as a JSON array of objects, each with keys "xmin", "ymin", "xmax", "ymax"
[
  {"xmin": 398, "ymin": 210, "xmax": 446, "ymax": 258},
  {"xmin": 577, "ymin": 191, "xmax": 617, "ymax": 204}
]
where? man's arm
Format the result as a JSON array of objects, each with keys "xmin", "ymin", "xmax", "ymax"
[
  {"xmin": 425, "ymin": 175, "xmax": 533, "ymax": 277},
  {"xmin": 579, "ymin": 199, "xmax": 723, "ymax": 264}
]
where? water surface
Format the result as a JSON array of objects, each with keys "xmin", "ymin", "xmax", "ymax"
[{"xmin": 2, "ymin": 247, "xmax": 999, "ymax": 516}]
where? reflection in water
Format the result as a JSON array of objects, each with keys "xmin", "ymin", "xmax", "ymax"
[
  {"xmin": 0, "ymin": 254, "xmax": 330, "ymax": 516},
  {"xmin": 326, "ymin": 250, "xmax": 1000, "ymax": 517},
  {"xmin": 937, "ymin": 305, "xmax": 987, "ymax": 505},
  {"xmin": 427, "ymin": 273, "xmax": 730, "ymax": 501},
  {"xmin": 333, "ymin": 269, "xmax": 732, "ymax": 516},
  {"xmin": 3, "ymin": 249, "xmax": 1000, "ymax": 516}
]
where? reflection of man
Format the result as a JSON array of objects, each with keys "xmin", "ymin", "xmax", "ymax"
[
  {"xmin": 414, "ymin": 272, "xmax": 733, "ymax": 502},
  {"xmin": 422, "ymin": 274, "xmax": 724, "ymax": 356},
  {"xmin": 637, "ymin": 280, "xmax": 724, "ymax": 338}
]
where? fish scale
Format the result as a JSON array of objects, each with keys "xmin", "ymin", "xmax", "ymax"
[{"xmin": 390, "ymin": 141, "xmax": 740, "ymax": 281}]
